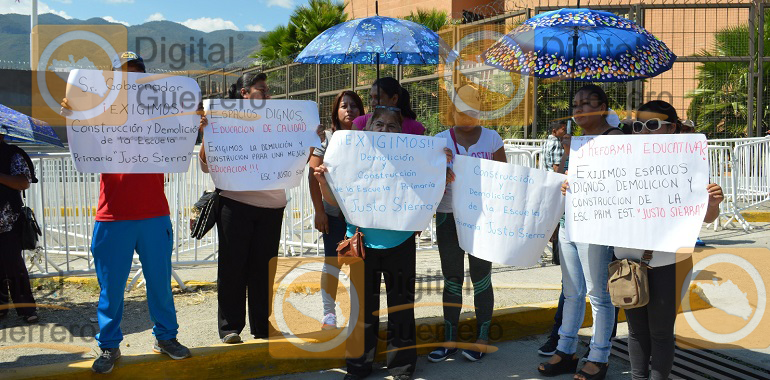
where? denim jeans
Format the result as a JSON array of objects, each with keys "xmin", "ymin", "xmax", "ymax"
[{"xmin": 556, "ymin": 225, "xmax": 614, "ymax": 363}]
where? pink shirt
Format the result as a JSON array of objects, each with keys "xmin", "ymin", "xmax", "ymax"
[{"xmin": 353, "ymin": 114, "xmax": 425, "ymax": 135}]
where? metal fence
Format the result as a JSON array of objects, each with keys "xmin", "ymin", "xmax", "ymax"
[
  {"xmin": 192, "ymin": 0, "xmax": 769, "ymax": 139},
  {"xmin": 22, "ymin": 136, "xmax": 768, "ymax": 281}
]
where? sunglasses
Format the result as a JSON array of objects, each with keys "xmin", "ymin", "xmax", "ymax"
[
  {"xmin": 374, "ymin": 105, "xmax": 401, "ymax": 112},
  {"xmin": 633, "ymin": 118, "xmax": 673, "ymax": 133}
]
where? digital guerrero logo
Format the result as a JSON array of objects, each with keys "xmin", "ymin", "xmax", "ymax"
[
  {"xmin": 268, "ymin": 257, "xmax": 365, "ymax": 359},
  {"xmin": 438, "ymin": 24, "xmax": 533, "ymax": 128},
  {"xmin": 31, "ymin": 25, "xmax": 128, "ymax": 126},
  {"xmin": 676, "ymin": 248, "xmax": 770, "ymax": 349}
]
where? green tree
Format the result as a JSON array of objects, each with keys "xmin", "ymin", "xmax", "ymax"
[
  {"xmin": 253, "ymin": 0, "xmax": 348, "ymax": 64},
  {"xmin": 687, "ymin": 12, "xmax": 770, "ymax": 138},
  {"xmin": 403, "ymin": 9, "xmax": 450, "ymax": 32}
]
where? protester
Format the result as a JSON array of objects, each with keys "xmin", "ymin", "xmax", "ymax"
[
  {"xmin": 314, "ymin": 106, "xmax": 452, "ymax": 380},
  {"xmin": 616, "ymin": 100, "xmax": 723, "ymax": 380},
  {"xmin": 308, "ymin": 90, "xmax": 365, "ymax": 329},
  {"xmin": 62, "ymin": 51, "xmax": 191, "ymax": 374},
  {"xmin": 353, "ymin": 77, "xmax": 424, "ymax": 135},
  {"xmin": 198, "ymin": 72, "xmax": 286, "ymax": 344},
  {"xmin": 0, "ymin": 131, "xmax": 38, "ymax": 324},
  {"xmin": 427, "ymin": 84, "xmax": 505, "ymax": 363},
  {"xmin": 538, "ymin": 84, "xmax": 622, "ymax": 380}
]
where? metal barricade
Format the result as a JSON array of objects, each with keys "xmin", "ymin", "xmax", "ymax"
[{"xmin": 732, "ymin": 138, "xmax": 770, "ymax": 230}]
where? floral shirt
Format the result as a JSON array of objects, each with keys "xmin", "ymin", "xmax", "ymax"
[{"xmin": 0, "ymin": 153, "xmax": 32, "ymax": 233}]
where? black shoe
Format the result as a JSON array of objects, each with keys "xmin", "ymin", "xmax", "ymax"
[
  {"xmin": 462, "ymin": 348, "xmax": 485, "ymax": 361},
  {"xmin": 575, "ymin": 361, "xmax": 609, "ymax": 380},
  {"xmin": 343, "ymin": 372, "xmax": 370, "ymax": 380},
  {"xmin": 153, "ymin": 338, "xmax": 191, "ymax": 360},
  {"xmin": 538, "ymin": 337, "xmax": 558, "ymax": 356},
  {"xmin": 22, "ymin": 314, "xmax": 39, "ymax": 324},
  {"xmin": 537, "ymin": 350, "xmax": 578, "ymax": 377},
  {"xmin": 428, "ymin": 347, "xmax": 458, "ymax": 362},
  {"xmin": 92, "ymin": 348, "xmax": 121, "ymax": 374}
]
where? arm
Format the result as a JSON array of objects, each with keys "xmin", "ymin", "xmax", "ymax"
[
  {"xmin": 0, "ymin": 173, "xmax": 29, "ymax": 191},
  {"xmin": 308, "ymin": 155, "xmax": 329, "ymax": 234},
  {"xmin": 492, "ymin": 146, "xmax": 507, "ymax": 163},
  {"xmin": 198, "ymin": 115, "xmax": 209, "ymax": 173},
  {"xmin": 313, "ymin": 165, "xmax": 339, "ymax": 208},
  {"xmin": 556, "ymin": 134, "xmax": 571, "ymax": 174},
  {"xmin": 703, "ymin": 183, "xmax": 724, "ymax": 224}
]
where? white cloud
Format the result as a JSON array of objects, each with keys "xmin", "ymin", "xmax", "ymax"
[
  {"xmin": 245, "ymin": 24, "xmax": 266, "ymax": 32},
  {"xmin": 102, "ymin": 16, "xmax": 130, "ymax": 26},
  {"xmin": 180, "ymin": 17, "xmax": 239, "ymax": 33},
  {"xmin": 145, "ymin": 12, "xmax": 165, "ymax": 22},
  {"xmin": 266, "ymin": 0, "xmax": 294, "ymax": 9},
  {"xmin": 1, "ymin": 1, "xmax": 72, "ymax": 19},
  {"xmin": 104, "ymin": 0, "xmax": 135, "ymax": 3}
]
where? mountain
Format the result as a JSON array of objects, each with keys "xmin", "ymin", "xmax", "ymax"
[{"xmin": 0, "ymin": 13, "xmax": 265, "ymax": 72}]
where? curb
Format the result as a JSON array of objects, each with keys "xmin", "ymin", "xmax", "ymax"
[
  {"xmin": 2, "ymin": 286, "xmax": 712, "ymax": 380},
  {"xmin": 740, "ymin": 210, "xmax": 770, "ymax": 223}
]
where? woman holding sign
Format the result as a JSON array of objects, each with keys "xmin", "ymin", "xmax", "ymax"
[
  {"xmin": 428, "ymin": 84, "xmax": 506, "ymax": 363},
  {"xmin": 199, "ymin": 72, "xmax": 286, "ymax": 344},
  {"xmin": 538, "ymin": 84, "xmax": 623, "ymax": 380},
  {"xmin": 314, "ymin": 106, "xmax": 450, "ymax": 380},
  {"xmin": 308, "ymin": 90, "xmax": 365, "ymax": 329},
  {"xmin": 615, "ymin": 100, "xmax": 723, "ymax": 380},
  {"xmin": 353, "ymin": 77, "xmax": 425, "ymax": 135}
]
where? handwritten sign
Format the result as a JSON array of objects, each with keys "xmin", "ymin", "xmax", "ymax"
[
  {"xmin": 65, "ymin": 69, "xmax": 201, "ymax": 173},
  {"xmin": 452, "ymin": 155, "xmax": 566, "ymax": 266},
  {"xmin": 566, "ymin": 134, "xmax": 709, "ymax": 252},
  {"xmin": 202, "ymin": 99, "xmax": 321, "ymax": 191},
  {"xmin": 323, "ymin": 130, "xmax": 446, "ymax": 231}
]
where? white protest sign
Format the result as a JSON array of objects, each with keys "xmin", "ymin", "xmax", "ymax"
[
  {"xmin": 324, "ymin": 130, "xmax": 446, "ymax": 231},
  {"xmin": 452, "ymin": 155, "xmax": 566, "ymax": 266},
  {"xmin": 65, "ymin": 69, "xmax": 201, "ymax": 173},
  {"xmin": 566, "ymin": 134, "xmax": 709, "ymax": 252},
  {"xmin": 202, "ymin": 99, "xmax": 321, "ymax": 191}
]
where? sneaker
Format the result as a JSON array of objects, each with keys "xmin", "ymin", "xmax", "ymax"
[
  {"xmin": 538, "ymin": 337, "xmax": 558, "ymax": 356},
  {"xmin": 462, "ymin": 349, "xmax": 486, "ymax": 362},
  {"xmin": 221, "ymin": 333, "xmax": 241, "ymax": 344},
  {"xmin": 321, "ymin": 313, "xmax": 337, "ymax": 330},
  {"xmin": 92, "ymin": 347, "xmax": 121, "ymax": 374},
  {"xmin": 23, "ymin": 314, "xmax": 39, "ymax": 324},
  {"xmin": 153, "ymin": 338, "xmax": 191, "ymax": 360},
  {"xmin": 695, "ymin": 237, "xmax": 706, "ymax": 247},
  {"xmin": 428, "ymin": 347, "xmax": 458, "ymax": 362}
]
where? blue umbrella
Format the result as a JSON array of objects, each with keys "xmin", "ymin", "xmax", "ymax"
[
  {"xmin": 482, "ymin": 8, "xmax": 676, "ymax": 82},
  {"xmin": 294, "ymin": 3, "xmax": 442, "ymax": 79},
  {"xmin": 0, "ymin": 104, "xmax": 64, "ymax": 148}
]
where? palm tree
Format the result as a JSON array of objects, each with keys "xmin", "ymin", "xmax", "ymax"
[
  {"xmin": 687, "ymin": 12, "xmax": 770, "ymax": 137},
  {"xmin": 253, "ymin": 0, "xmax": 347, "ymax": 64},
  {"xmin": 403, "ymin": 9, "xmax": 450, "ymax": 32}
]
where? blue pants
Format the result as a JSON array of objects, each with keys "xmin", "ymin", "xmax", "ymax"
[{"xmin": 91, "ymin": 215, "xmax": 179, "ymax": 348}]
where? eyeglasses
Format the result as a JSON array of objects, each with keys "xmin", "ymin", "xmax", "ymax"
[
  {"xmin": 633, "ymin": 118, "xmax": 672, "ymax": 133},
  {"xmin": 374, "ymin": 105, "xmax": 401, "ymax": 112}
]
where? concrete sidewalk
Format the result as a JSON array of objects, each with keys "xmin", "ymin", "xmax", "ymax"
[{"xmin": 1, "ymin": 222, "xmax": 768, "ymax": 379}]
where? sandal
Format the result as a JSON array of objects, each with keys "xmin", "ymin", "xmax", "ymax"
[
  {"xmin": 538, "ymin": 350, "xmax": 578, "ymax": 377},
  {"xmin": 574, "ymin": 361, "xmax": 609, "ymax": 380}
]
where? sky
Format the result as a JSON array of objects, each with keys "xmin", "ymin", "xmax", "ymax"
[{"xmin": 0, "ymin": 0, "xmax": 313, "ymax": 32}]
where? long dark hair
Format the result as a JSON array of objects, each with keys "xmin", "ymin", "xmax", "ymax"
[
  {"xmin": 330, "ymin": 91, "xmax": 365, "ymax": 131},
  {"xmin": 638, "ymin": 100, "xmax": 681, "ymax": 133},
  {"xmin": 373, "ymin": 77, "xmax": 417, "ymax": 120},
  {"xmin": 228, "ymin": 72, "xmax": 267, "ymax": 99}
]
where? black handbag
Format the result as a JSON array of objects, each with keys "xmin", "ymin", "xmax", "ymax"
[
  {"xmin": 20, "ymin": 192, "xmax": 41, "ymax": 251},
  {"xmin": 190, "ymin": 189, "xmax": 220, "ymax": 239}
]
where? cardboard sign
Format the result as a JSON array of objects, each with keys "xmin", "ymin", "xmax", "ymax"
[
  {"xmin": 65, "ymin": 69, "xmax": 201, "ymax": 173},
  {"xmin": 566, "ymin": 134, "xmax": 710, "ymax": 252},
  {"xmin": 323, "ymin": 130, "xmax": 447, "ymax": 231},
  {"xmin": 202, "ymin": 99, "xmax": 321, "ymax": 190},
  {"xmin": 452, "ymin": 155, "xmax": 566, "ymax": 266}
]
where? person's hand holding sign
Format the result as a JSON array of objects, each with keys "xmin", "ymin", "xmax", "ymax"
[
  {"xmin": 444, "ymin": 147, "xmax": 455, "ymax": 184},
  {"xmin": 704, "ymin": 183, "xmax": 724, "ymax": 224}
]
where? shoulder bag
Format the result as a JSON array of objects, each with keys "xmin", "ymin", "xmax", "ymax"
[
  {"xmin": 190, "ymin": 189, "xmax": 221, "ymax": 239},
  {"xmin": 607, "ymin": 250, "xmax": 652, "ymax": 309},
  {"xmin": 337, "ymin": 228, "xmax": 365, "ymax": 266}
]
